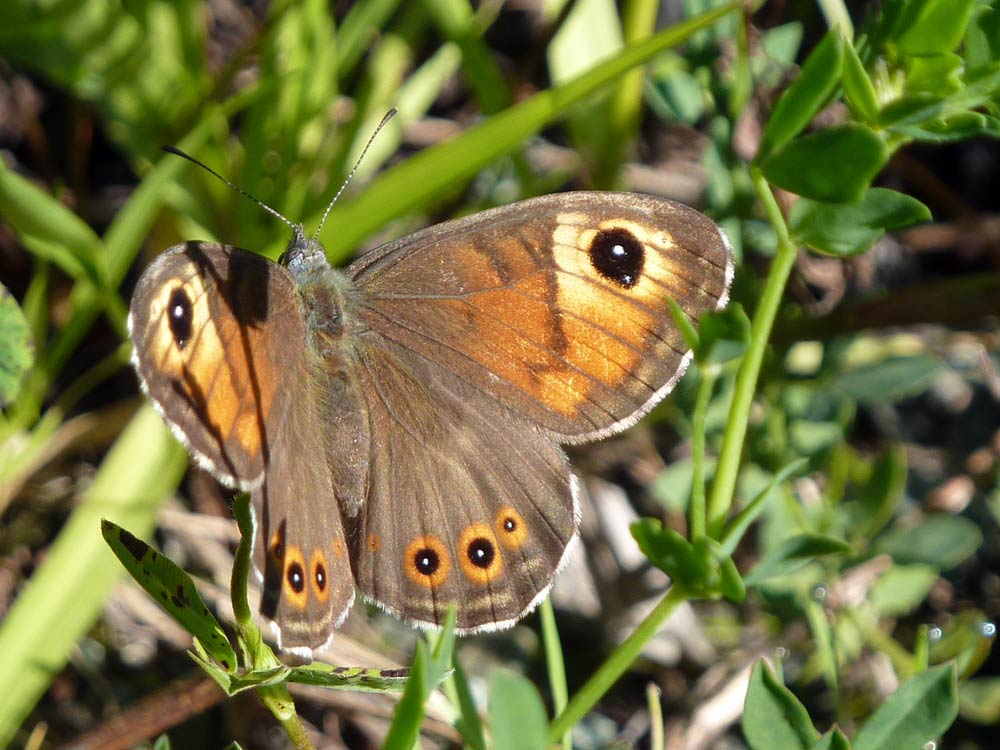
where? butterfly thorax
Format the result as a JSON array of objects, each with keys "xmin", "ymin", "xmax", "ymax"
[{"xmin": 280, "ymin": 231, "xmax": 363, "ymax": 361}]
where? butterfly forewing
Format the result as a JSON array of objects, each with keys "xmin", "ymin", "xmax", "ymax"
[
  {"xmin": 129, "ymin": 243, "xmax": 354, "ymax": 656},
  {"xmin": 128, "ymin": 243, "xmax": 304, "ymax": 488},
  {"xmin": 350, "ymin": 192, "xmax": 733, "ymax": 443}
]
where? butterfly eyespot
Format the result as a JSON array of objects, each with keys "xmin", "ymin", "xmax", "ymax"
[
  {"xmin": 404, "ymin": 535, "xmax": 450, "ymax": 588},
  {"xmin": 416, "ymin": 549, "xmax": 440, "ymax": 574},
  {"xmin": 467, "ymin": 538, "xmax": 494, "ymax": 568},
  {"xmin": 589, "ymin": 227, "xmax": 645, "ymax": 289},
  {"xmin": 459, "ymin": 523, "xmax": 503, "ymax": 584},
  {"xmin": 366, "ymin": 534, "xmax": 381, "ymax": 553},
  {"xmin": 311, "ymin": 550, "xmax": 330, "ymax": 603},
  {"xmin": 282, "ymin": 545, "xmax": 309, "ymax": 609},
  {"xmin": 287, "ymin": 562, "xmax": 305, "ymax": 594},
  {"xmin": 332, "ymin": 537, "xmax": 345, "ymax": 559},
  {"xmin": 269, "ymin": 532, "xmax": 285, "ymax": 561},
  {"xmin": 166, "ymin": 287, "xmax": 193, "ymax": 350},
  {"xmin": 495, "ymin": 506, "xmax": 528, "ymax": 550}
]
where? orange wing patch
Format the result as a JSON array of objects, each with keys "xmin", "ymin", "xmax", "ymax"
[{"xmin": 140, "ymin": 272, "xmax": 277, "ymax": 462}]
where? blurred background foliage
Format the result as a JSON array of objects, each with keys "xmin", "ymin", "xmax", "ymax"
[{"xmin": 0, "ymin": 0, "xmax": 999, "ymax": 748}]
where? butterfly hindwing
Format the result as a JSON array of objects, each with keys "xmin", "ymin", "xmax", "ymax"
[{"xmin": 343, "ymin": 337, "xmax": 578, "ymax": 632}]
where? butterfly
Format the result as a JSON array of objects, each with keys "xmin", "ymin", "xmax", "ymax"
[{"xmin": 128, "ymin": 189, "xmax": 733, "ymax": 658}]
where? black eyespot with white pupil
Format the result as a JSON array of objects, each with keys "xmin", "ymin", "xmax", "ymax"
[
  {"xmin": 314, "ymin": 561, "xmax": 327, "ymax": 592},
  {"xmin": 502, "ymin": 516, "xmax": 517, "ymax": 533},
  {"xmin": 414, "ymin": 547, "xmax": 440, "ymax": 576},
  {"xmin": 589, "ymin": 227, "xmax": 645, "ymax": 289},
  {"xmin": 287, "ymin": 561, "xmax": 305, "ymax": 594},
  {"xmin": 167, "ymin": 287, "xmax": 193, "ymax": 350},
  {"xmin": 467, "ymin": 537, "xmax": 495, "ymax": 569}
]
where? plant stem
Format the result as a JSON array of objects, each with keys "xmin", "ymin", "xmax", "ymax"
[
  {"xmin": 231, "ymin": 492, "xmax": 267, "ymax": 665},
  {"xmin": 688, "ymin": 367, "xmax": 717, "ymax": 540},
  {"xmin": 647, "ymin": 682, "xmax": 664, "ymax": 750},
  {"xmin": 258, "ymin": 684, "xmax": 316, "ymax": 750},
  {"xmin": 707, "ymin": 167, "xmax": 799, "ymax": 538},
  {"xmin": 547, "ymin": 586, "xmax": 690, "ymax": 742},
  {"xmin": 231, "ymin": 495, "xmax": 313, "ymax": 747},
  {"xmin": 540, "ymin": 598, "xmax": 571, "ymax": 749}
]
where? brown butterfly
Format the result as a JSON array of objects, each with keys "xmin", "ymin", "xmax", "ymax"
[{"xmin": 128, "ymin": 189, "xmax": 733, "ymax": 658}]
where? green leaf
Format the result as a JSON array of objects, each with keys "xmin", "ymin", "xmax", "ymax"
[
  {"xmin": 804, "ymin": 596, "xmax": 840, "ymax": 698},
  {"xmin": 716, "ymin": 549, "xmax": 746, "ymax": 603},
  {"xmin": 965, "ymin": 6, "xmax": 1000, "ymax": 70},
  {"xmin": 697, "ymin": 303, "xmax": 752, "ymax": 366},
  {"xmin": 850, "ymin": 446, "xmax": 907, "ymax": 541},
  {"xmin": 759, "ymin": 31, "xmax": 844, "ymax": 159},
  {"xmin": 904, "ymin": 53, "xmax": 963, "ymax": 95},
  {"xmin": 489, "ymin": 671, "xmax": 549, "ymax": 750},
  {"xmin": 892, "ymin": 111, "xmax": 996, "ymax": 142},
  {"xmin": 720, "ymin": 458, "xmax": 809, "ymax": 557},
  {"xmin": 894, "ymin": 0, "xmax": 975, "ymax": 56},
  {"xmin": 852, "ymin": 664, "xmax": 958, "ymax": 750},
  {"xmin": 384, "ymin": 609, "xmax": 456, "ymax": 750},
  {"xmin": 875, "ymin": 515, "xmax": 983, "ymax": 570},
  {"xmin": 193, "ymin": 663, "xmax": 290, "ymax": 696},
  {"xmin": 810, "ymin": 727, "xmax": 851, "ymax": 750},
  {"xmin": 833, "ymin": 355, "xmax": 944, "ymax": 403},
  {"xmin": 632, "ymin": 518, "xmax": 700, "ymax": 583},
  {"xmin": 744, "ymin": 534, "xmax": 852, "ymax": 587},
  {"xmin": 647, "ymin": 66, "xmax": 706, "ymax": 124},
  {"xmin": 878, "ymin": 92, "xmax": 948, "ymax": 129},
  {"xmin": 759, "ymin": 22, "xmax": 804, "ymax": 72},
  {"xmin": 286, "ymin": 664, "xmax": 409, "ymax": 692},
  {"xmin": 742, "ymin": 660, "xmax": 818, "ymax": 750},
  {"xmin": 868, "ymin": 564, "xmax": 938, "ymax": 617},
  {"xmin": 667, "ymin": 295, "xmax": 701, "ymax": 352},
  {"xmin": 759, "ymin": 125, "xmax": 889, "ymax": 203},
  {"xmin": 102, "ymin": 521, "xmax": 238, "ymax": 672},
  {"xmin": 841, "ymin": 41, "xmax": 880, "ymax": 123},
  {"xmin": 790, "ymin": 188, "xmax": 931, "ymax": 256},
  {"xmin": 0, "ymin": 285, "xmax": 33, "ymax": 407},
  {"xmin": 788, "ymin": 420, "xmax": 843, "ymax": 455}
]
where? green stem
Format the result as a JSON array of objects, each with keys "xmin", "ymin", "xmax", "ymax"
[
  {"xmin": 707, "ymin": 167, "xmax": 799, "ymax": 537},
  {"xmin": 231, "ymin": 494, "xmax": 283, "ymax": 677},
  {"xmin": 231, "ymin": 492, "xmax": 264, "ymax": 662},
  {"xmin": 231, "ymin": 494, "xmax": 314, "ymax": 747},
  {"xmin": 258, "ymin": 684, "xmax": 316, "ymax": 750},
  {"xmin": 547, "ymin": 586, "xmax": 690, "ymax": 742},
  {"xmin": 688, "ymin": 367, "xmax": 717, "ymax": 540},
  {"xmin": 647, "ymin": 682, "xmax": 664, "ymax": 750},
  {"xmin": 539, "ymin": 598, "xmax": 571, "ymax": 749}
]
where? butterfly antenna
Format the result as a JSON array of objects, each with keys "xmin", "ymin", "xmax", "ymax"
[
  {"xmin": 313, "ymin": 108, "xmax": 398, "ymax": 241},
  {"xmin": 160, "ymin": 145, "xmax": 299, "ymax": 233}
]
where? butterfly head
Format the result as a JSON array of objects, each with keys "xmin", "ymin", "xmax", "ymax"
[{"xmin": 281, "ymin": 225, "xmax": 331, "ymax": 280}]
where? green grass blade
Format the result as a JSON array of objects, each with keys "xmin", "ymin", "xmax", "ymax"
[
  {"xmin": 336, "ymin": 0, "xmax": 403, "ymax": 77},
  {"xmin": 0, "ymin": 405, "xmax": 187, "ymax": 747},
  {"xmin": 539, "ymin": 598, "xmax": 571, "ymax": 749},
  {"xmin": 422, "ymin": 0, "xmax": 510, "ymax": 112},
  {"xmin": 383, "ymin": 609, "xmax": 457, "ymax": 749},
  {"xmin": 320, "ymin": 1, "xmax": 741, "ymax": 260}
]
